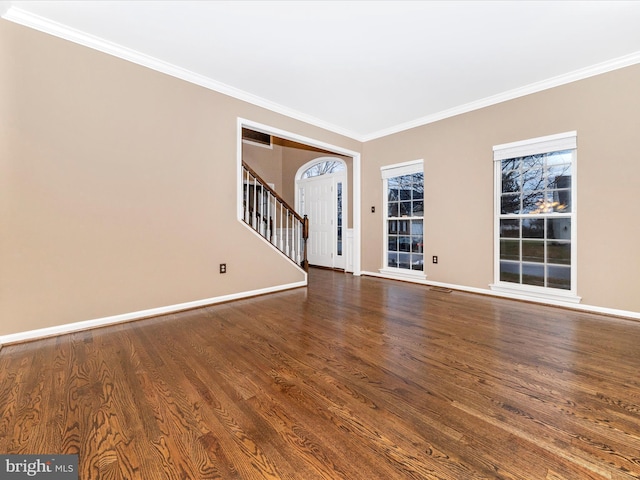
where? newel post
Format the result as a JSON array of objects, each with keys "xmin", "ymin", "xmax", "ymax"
[{"xmin": 302, "ymin": 215, "xmax": 309, "ymax": 272}]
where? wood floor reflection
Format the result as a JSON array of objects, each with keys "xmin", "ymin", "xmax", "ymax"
[{"xmin": 2, "ymin": 268, "xmax": 640, "ymax": 479}]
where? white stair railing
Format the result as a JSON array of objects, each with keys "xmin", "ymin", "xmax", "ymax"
[{"xmin": 242, "ymin": 162, "xmax": 308, "ymax": 270}]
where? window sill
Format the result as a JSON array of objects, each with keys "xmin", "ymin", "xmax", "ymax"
[
  {"xmin": 379, "ymin": 268, "xmax": 427, "ymax": 282},
  {"xmin": 489, "ymin": 283, "xmax": 581, "ymax": 304}
]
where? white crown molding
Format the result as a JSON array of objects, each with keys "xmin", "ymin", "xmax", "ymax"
[
  {"xmin": 0, "ymin": 280, "xmax": 307, "ymax": 347},
  {"xmin": 1, "ymin": 6, "xmax": 361, "ymax": 141},
  {"xmin": 3, "ymin": 5, "xmax": 640, "ymax": 144},
  {"xmin": 361, "ymin": 51, "xmax": 640, "ymax": 142}
]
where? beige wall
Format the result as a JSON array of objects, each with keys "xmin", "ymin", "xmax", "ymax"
[
  {"xmin": 0, "ymin": 19, "xmax": 361, "ymax": 336},
  {"xmin": 361, "ymin": 63, "xmax": 640, "ymax": 312},
  {"xmin": 2, "ymin": 18, "xmax": 639, "ymax": 338},
  {"xmin": 242, "ymin": 142, "xmax": 284, "ymax": 192}
]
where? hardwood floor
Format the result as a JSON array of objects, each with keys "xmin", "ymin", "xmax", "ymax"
[{"xmin": 1, "ymin": 269, "xmax": 640, "ymax": 479}]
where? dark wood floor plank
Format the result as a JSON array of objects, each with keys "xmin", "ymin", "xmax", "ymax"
[{"xmin": 2, "ymin": 269, "xmax": 640, "ymax": 479}]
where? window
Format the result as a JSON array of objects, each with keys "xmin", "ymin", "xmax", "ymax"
[
  {"xmin": 381, "ymin": 160, "xmax": 425, "ymax": 278},
  {"xmin": 492, "ymin": 132, "xmax": 579, "ymax": 302},
  {"xmin": 301, "ymin": 160, "xmax": 345, "ymax": 178}
]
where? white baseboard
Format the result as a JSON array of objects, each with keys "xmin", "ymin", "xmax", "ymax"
[
  {"xmin": 0, "ymin": 280, "xmax": 307, "ymax": 347},
  {"xmin": 360, "ymin": 270, "xmax": 640, "ymax": 321},
  {"xmin": 3, "ymin": 272, "xmax": 638, "ymax": 348}
]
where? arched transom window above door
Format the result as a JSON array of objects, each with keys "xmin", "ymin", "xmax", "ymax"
[{"xmin": 300, "ymin": 158, "xmax": 346, "ymax": 179}]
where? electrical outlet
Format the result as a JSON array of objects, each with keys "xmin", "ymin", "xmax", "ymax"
[
  {"xmin": 432, "ymin": 256, "xmax": 438, "ymax": 264},
  {"xmin": 220, "ymin": 263, "xmax": 227, "ymax": 274}
]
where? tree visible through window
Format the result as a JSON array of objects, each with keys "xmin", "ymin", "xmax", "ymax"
[
  {"xmin": 381, "ymin": 160, "xmax": 424, "ymax": 274},
  {"xmin": 301, "ymin": 160, "xmax": 345, "ymax": 178},
  {"xmin": 494, "ymin": 132, "xmax": 576, "ymax": 296}
]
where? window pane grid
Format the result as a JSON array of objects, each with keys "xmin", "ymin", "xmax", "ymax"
[
  {"xmin": 385, "ymin": 171, "xmax": 424, "ymax": 272},
  {"xmin": 498, "ymin": 149, "xmax": 573, "ymax": 290},
  {"xmin": 501, "ymin": 151, "xmax": 572, "ymax": 216},
  {"xmin": 387, "ymin": 173, "xmax": 424, "ymax": 218},
  {"xmin": 301, "ymin": 160, "xmax": 345, "ymax": 178}
]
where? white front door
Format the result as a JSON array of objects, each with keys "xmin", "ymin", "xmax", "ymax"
[{"xmin": 298, "ymin": 173, "xmax": 346, "ymax": 269}]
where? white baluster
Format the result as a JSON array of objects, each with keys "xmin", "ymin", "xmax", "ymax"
[
  {"xmin": 279, "ymin": 202, "xmax": 284, "ymax": 251},
  {"xmin": 266, "ymin": 190, "xmax": 271, "ymax": 241},
  {"xmin": 292, "ymin": 215, "xmax": 296, "ymax": 261},
  {"xmin": 295, "ymin": 219, "xmax": 300, "ymax": 263},
  {"xmin": 259, "ymin": 186, "xmax": 264, "ymax": 236},
  {"xmin": 244, "ymin": 168, "xmax": 250, "ymax": 223},
  {"xmin": 252, "ymin": 176, "xmax": 258, "ymax": 229}
]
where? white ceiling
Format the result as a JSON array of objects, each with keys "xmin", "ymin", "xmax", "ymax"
[{"xmin": 3, "ymin": 1, "xmax": 640, "ymax": 141}]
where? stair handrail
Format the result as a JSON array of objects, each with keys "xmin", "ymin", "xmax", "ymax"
[
  {"xmin": 242, "ymin": 162, "xmax": 303, "ymax": 224},
  {"xmin": 242, "ymin": 161, "xmax": 309, "ymax": 271}
]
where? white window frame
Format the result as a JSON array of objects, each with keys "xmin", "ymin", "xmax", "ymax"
[
  {"xmin": 490, "ymin": 131, "xmax": 581, "ymax": 303},
  {"xmin": 380, "ymin": 159, "xmax": 426, "ymax": 281}
]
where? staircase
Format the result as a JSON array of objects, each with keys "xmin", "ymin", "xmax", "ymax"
[{"xmin": 241, "ymin": 162, "xmax": 309, "ymax": 271}]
